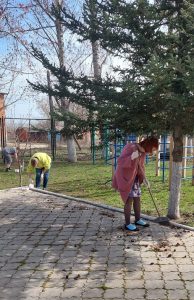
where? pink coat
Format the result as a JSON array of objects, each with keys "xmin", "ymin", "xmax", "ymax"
[{"xmin": 112, "ymin": 143, "xmax": 146, "ymax": 203}]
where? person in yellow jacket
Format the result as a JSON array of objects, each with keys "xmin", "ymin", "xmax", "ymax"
[{"xmin": 27, "ymin": 152, "xmax": 51, "ymax": 190}]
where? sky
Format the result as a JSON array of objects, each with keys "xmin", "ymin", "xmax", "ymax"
[
  {"xmin": 0, "ymin": 0, "xmax": 87, "ymax": 119},
  {"xmin": 1, "ymin": 0, "xmax": 125, "ymax": 119},
  {"xmin": 1, "ymin": 63, "xmax": 45, "ymax": 118},
  {"xmin": 0, "ymin": 1, "xmax": 42, "ymax": 118},
  {"xmin": 6, "ymin": 97, "xmax": 42, "ymax": 119}
]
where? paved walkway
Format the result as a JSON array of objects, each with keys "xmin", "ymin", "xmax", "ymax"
[{"xmin": 0, "ymin": 189, "xmax": 194, "ymax": 300}]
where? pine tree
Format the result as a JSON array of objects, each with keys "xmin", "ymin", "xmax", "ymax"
[
  {"xmin": 30, "ymin": 0, "xmax": 194, "ymax": 219},
  {"xmin": 60, "ymin": 0, "xmax": 194, "ymax": 219}
]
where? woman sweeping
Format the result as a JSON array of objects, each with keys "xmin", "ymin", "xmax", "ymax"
[{"xmin": 112, "ymin": 136, "xmax": 159, "ymax": 232}]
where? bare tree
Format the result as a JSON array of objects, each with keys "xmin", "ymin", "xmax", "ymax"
[{"xmin": 1, "ymin": 0, "xmax": 91, "ymax": 160}]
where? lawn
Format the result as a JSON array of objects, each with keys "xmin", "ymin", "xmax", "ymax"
[{"xmin": 0, "ymin": 159, "xmax": 194, "ymax": 226}]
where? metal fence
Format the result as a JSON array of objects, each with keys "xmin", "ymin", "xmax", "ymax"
[{"xmin": 0, "ymin": 117, "xmax": 92, "ymax": 162}]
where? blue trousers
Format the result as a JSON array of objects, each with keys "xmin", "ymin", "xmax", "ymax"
[{"xmin": 35, "ymin": 168, "xmax": 50, "ymax": 189}]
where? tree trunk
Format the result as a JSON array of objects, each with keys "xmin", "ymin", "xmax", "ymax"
[
  {"xmin": 168, "ymin": 161, "xmax": 182, "ymax": 219},
  {"xmin": 55, "ymin": 0, "xmax": 77, "ymax": 162},
  {"xmin": 92, "ymin": 40, "xmax": 101, "ymax": 79},
  {"xmin": 167, "ymin": 126, "xmax": 183, "ymax": 219},
  {"xmin": 67, "ymin": 136, "xmax": 77, "ymax": 162},
  {"xmin": 92, "ymin": 40, "xmax": 106, "ymax": 159}
]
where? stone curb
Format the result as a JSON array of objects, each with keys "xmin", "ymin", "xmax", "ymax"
[
  {"xmin": 2, "ymin": 186, "xmax": 194, "ymax": 232},
  {"xmin": 30, "ymin": 187, "xmax": 194, "ymax": 232}
]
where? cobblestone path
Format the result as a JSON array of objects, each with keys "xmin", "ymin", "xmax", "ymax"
[{"xmin": 0, "ymin": 189, "xmax": 194, "ymax": 300}]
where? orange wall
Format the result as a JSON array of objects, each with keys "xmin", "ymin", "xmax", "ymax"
[{"xmin": 0, "ymin": 94, "xmax": 5, "ymax": 118}]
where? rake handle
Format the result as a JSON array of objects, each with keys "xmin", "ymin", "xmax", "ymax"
[
  {"xmin": 137, "ymin": 159, "xmax": 161, "ymax": 217},
  {"xmin": 147, "ymin": 186, "xmax": 161, "ymax": 218}
]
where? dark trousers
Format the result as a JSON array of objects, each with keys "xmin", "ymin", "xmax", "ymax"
[{"xmin": 35, "ymin": 168, "xmax": 50, "ymax": 189}]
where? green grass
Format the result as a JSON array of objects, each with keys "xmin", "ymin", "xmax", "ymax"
[{"xmin": 0, "ymin": 159, "xmax": 194, "ymax": 226}]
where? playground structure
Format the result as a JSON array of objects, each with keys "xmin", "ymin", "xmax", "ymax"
[
  {"xmin": 91, "ymin": 126, "xmax": 194, "ymax": 186},
  {"xmin": 157, "ymin": 135, "xmax": 194, "ymax": 186}
]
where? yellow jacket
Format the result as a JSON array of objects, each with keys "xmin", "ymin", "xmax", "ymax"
[{"xmin": 27, "ymin": 153, "xmax": 51, "ymax": 173}]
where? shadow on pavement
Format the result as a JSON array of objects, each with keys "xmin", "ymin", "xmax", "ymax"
[{"xmin": 0, "ymin": 188, "xmax": 193, "ymax": 300}]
